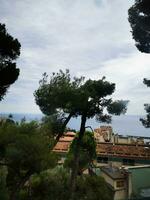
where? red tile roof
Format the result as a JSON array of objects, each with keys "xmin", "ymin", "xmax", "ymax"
[
  {"xmin": 53, "ymin": 141, "xmax": 70, "ymax": 152},
  {"xmin": 64, "ymin": 132, "xmax": 76, "ymax": 136},
  {"xmin": 96, "ymin": 143, "xmax": 150, "ymax": 159},
  {"xmin": 53, "ymin": 141, "xmax": 150, "ymax": 159}
]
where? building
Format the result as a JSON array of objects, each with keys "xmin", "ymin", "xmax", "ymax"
[
  {"xmin": 94, "ymin": 126, "xmax": 148, "ymax": 145},
  {"xmin": 53, "ymin": 127, "xmax": 150, "ymax": 199},
  {"xmin": 101, "ymin": 165, "xmax": 150, "ymax": 200},
  {"xmin": 101, "ymin": 165, "xmax": 128, "ymax": 200},
  {"xmin": 53, "ymin": 126, "xmax": 150, "ymax": 167},
  {"xmin": 95, "ymin": 127, "xmax": 150, "ymax": 167}
]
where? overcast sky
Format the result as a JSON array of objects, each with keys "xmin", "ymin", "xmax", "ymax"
[{"xmin": 0, "ymin": 0, "xmax": 150, "ymax": 115}]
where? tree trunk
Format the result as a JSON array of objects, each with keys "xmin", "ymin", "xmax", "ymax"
[
  {"xmin": 53, "ymin": 112, "xmax": 73, "ymax": 147},
  {"xmin": 69, "ymin": 113, "xmax": 87, "ymax": 200}
]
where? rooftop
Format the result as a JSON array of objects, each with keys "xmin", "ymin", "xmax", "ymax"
[
  {"xmin": 53, "ymin": 127, "xmax": 150, "ymax": 159},
  {"xmin": 53, "ymin": 140, "xmax": 150, "ymax": 159},
  {"xmin": 97, "ymin": 143, "xmax": 150, "ymax": 159},
  {"xmin": 101, "ymin": 166, "xmax": 126, "ymax": 179},
  {"xmin": 53, "ymin": 141, "xmax": 70, "ymax": 152}
]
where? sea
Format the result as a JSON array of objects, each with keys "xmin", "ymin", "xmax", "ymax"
[{"xmin": 0, "ymin": 113, "xmax": 150, "ymax": 137}]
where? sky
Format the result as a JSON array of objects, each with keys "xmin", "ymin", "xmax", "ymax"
[{"xmin": 0, "ymin": 0, "xmax": 150, "ymax": 115}]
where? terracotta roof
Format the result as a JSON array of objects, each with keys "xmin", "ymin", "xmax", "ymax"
[
  {"xmin": 59, "ymin": 136, "xmax": 74, "ymax": 142},
  {"xmin": 53, "ymin": 141, "xmax": 70, "ymax": 152},
  {"xmin": 55, "ymin": 132, "xmax": 76, "ymax": 142},
  {"xmin": 64, "ymin": 132, "xmax": 76, "ymax": 136},
  {"xmin": 97, "ymin": 143, "xmax": 150, "ymax": 159},
  {"xmin": 53, "ymin": 141, "xmax": 150, "ymax": 159}
]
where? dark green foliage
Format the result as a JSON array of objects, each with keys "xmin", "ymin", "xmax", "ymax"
[
  {"xmin": 77, "ymin": 77, "xmax": 116, "ymax": 118},
  {"xmin": 0, "ymin": 167, "xmax": 8, "ymax": 200},
  {"xmin": 34, "ymin": 69, "xmax": 85, "ymax": 145},
  {"xmin": 22, "ymin": 168, "xmax": 112, "ymax": 200},
  {"xmin": 143, "ymin": 78, "xmax": 150, "ymax": 87},
  {"xmin": 128, "ymin": 0, "xmax": 150, "ymax": 53},
  {"xmin": 107, "ymin": 100, "xmax": 129, "ymax": 116},
  {"xmin": 0, "ymin": 23, "xmax": 21, "ymax": 100},
  {"xmin": 128, "ymin": 1, "xmax": 150, "ymax": 126},
  {"xmin": 41, "ymin": 114, "xmax": 67, "ymax": 138},
  {"xmin": 140, "ymin": 78, "xmax": 150, "ymax": 128},
  {"xmin": 35, "ymin": 69, "xmax": 128, "ymax": 199},
  {"xmin": 64, "ymin": 131, "xmax": 96, "ymax": 173},
  {"xmin": 0, "ymin": 120, "xmax": 57, "ymax": 200},
  {"xmin": 34, "ymin": 70, "xmax": 84, "ymax": 116},
  {"xmin": 75, "ymin": 175, "xmax": 112, "ymax": 200},
  {"xmin": 27, "ymin": 168, "xmax": 70, "ymax": 200},
  {"xmin": 140, "ymin": 103, "xmax": 150, "ymax": 127},
  {"xmin": 35, "ymin": 70, "xmax": 128, "ymax": 126},
  {"xmin": 0, "ymin": 24, "xmax": 20, "ymax": 59}
]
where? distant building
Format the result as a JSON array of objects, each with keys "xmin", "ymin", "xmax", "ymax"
[
  {"xmin": 53, "ymin": 126, "xmax": 150, "ymax": 167},
  {"xmin": 53, "ymin": 127, "xmax": 150, "ymax": 199},
  {"xmin": 95, "ymin": 126, "xmax": 150, "ymax": 167},
  {"xmin": 94, "ymin": 126, "xmax": 147, "ymax": 145}
]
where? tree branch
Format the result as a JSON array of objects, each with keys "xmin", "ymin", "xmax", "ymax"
[{"xmin": 53, "ymin": 112, "xmax": 73, "ymax": 147}]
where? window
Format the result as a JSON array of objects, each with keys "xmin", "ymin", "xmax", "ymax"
[
  {"xmin": 116, "ymin": 180, "xmax": 124, "ymax": 188},
  {"xmin": 97, "ymin": 157, "xmax": 108, "ymax": 163},
  {"xmin": 123, "ymin": 159, "xmax": 135, "ymax": 166}
]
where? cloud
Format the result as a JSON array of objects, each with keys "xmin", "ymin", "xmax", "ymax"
[
  {"xmin": 0, "ymin": 0, "xmax": 149, "ymax": 114},
  {"xmin": 81, "ymin": 52, "xmax": 150, "ymax": 114}
]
